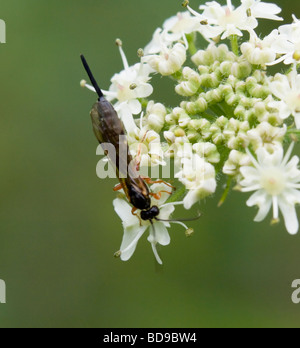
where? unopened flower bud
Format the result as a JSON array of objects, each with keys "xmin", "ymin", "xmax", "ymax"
[
  {"xmin": 146, "ymin": 102, "xmax": 166, "ymax": 132},
  {"xmin": 175, "ymin": 67, "xmax": 202, "ymax": 96},
  {"xmin": 146, "ymin": 43, "xmax": 186, "ymax": 76}
]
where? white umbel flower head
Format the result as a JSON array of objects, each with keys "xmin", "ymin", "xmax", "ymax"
[
  {"xmin": 175, "ymin": 154, "xmax": 217, "ymax": 209},
  {"xmin": 269, "ymin": 69, "xmax": 300, "ymax": 128},
  {"xmin": 239, "ymin": 144, "xmax": 300, "ymax": 235},
  {"xmin": 113, "ymin": 183, "xmax": 190, "ymax": 264}
]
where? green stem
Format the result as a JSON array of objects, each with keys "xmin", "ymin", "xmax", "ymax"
[
  {"xmin": 218, "ymin": 176, "xmax": 232, "ymax": 207},
  {"xmin": 287, "ymin": 128, "xmax": 300, "ymax": 135},
  {"xmin": 230, "ymin": 35, "xmax": 239, "ymax": 56},
  {"xmin": 186, "ymin": 33, "xmax": 197, "ymax": 56},
  {"xmin": 166, "ymin": 184, "xmax": 186, "ymax": 204},
  {"xmin": 286, "ymin": 128, "xmax": 300, "ymax": 142}
]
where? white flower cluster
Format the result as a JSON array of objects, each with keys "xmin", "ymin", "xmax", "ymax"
[{"xmin": 82, "ymin": 0, "xmax": 300, "ymax": 263}]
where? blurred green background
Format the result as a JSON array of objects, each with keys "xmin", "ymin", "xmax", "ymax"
[{"xmin": 0, "ymin": 0, "xmax": 300, "ymax": 328}]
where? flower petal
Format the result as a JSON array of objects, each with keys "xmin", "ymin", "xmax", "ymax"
[
  {"xmin": 278, "ymin": 199, "xmax": 299, "ymax": 235},
  {"xmin": 113, "ymin": 198, "xmax": 139, "ymax": 228},
  {"xmin": 148, "ymin": 222, "xmax": 171, "ymax": 246},
  {"xmin": 246, "ymin": 190, "xmax": 272, "ymax": 222},
  {"xmin": 183, "ymin": 189, "xmax": 200, "ymax": 210},
  {"xmin": 120, "ymin": 225, "xmax": 147, "ymax": 261}
]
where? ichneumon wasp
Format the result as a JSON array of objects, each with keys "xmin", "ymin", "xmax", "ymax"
[{"xmin": 80, "ymin": 54, "xmax": 175, "ymax": 224}]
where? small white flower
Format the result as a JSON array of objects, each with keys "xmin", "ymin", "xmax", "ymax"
[
  {"xmin": 163, "ymin": 11, "xmax": 201, "ymax": 43},
  {"xmin": 241, "ymin": 0, "xmax": 283, "ymax": 22},
  {"xmin": 269, "ymin": 69, "xmax": 300, "ymax": 128},
  {"xmin": 175, "ymin": 154, "xmax": 217, "ymax": 209},
  {"xmin": 239, "ymin": 144, "xmax": 300, "ymax": 235},
  {"xmin": 247, "ymin": 122, "xmax": 287, "ymax": 151},
  {"xmin": 269, "ymin": 15, "xmax": 300, "ymax": 65},
  {"xmin": 223, "ymin": 150, "xmax": 251, "ymax": 177},
  {"xmin": 143, "ymin": 42, "xmax": 187, "ymax": 76},
  {"xmin": 113, "ymin": 183, "xmax": 190, "ymax": 264},
  {"xmin": 194, "ymin": 0, "xmax": 257, "ymax": 40},
  {"xmin": 144, "ymin": 28, "xmax": 173, "ymax": 55},
  {"xmin": 241, "ymin": 30, "xmax": 278, "ymax": 66}
]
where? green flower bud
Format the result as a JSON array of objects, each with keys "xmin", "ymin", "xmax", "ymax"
[
  {"xmin": 211, "ymin": 61, "xmax": 221, "ymax": 71},
  {"xmin": 223, "ymin": 150, "xmax": 251, "ymax": 177},
  {"xmin": 165, "ymin": 113, "xmax": 177, "ymax": 125},
  {"xmin": 189, "ymin": 118, "xmax": 211, "ymax": 131},
  {"xmin": 239, "ymin": 95, "xmax": 256, "ymax": 108},
  {"xmin": 231, "ymin": 61, "xmax": 252, "ymax": 79},
  {"xmin": 254, "ymin": 101, "xmax": 267, "ymax": 118},
  {"xmin": 146, "ymin": 102, "xmax": 166, "ymax": 132},
  {"xmin": 175, "ymin": 67, "xmax": 202, "ymax": 97},
  {"xmin": 247, "ymin": 84, "xmax": 270, "ymax": 99},
  {"xmin": 252, "ymin": 70, "xmax": 266, "ymax": 83},
  {"xmin": 234, "ymin": 105, "xmax": 247, "ymax": 120},
  {"xmin": 201, "ymin": 73, "xmax": 220, "ymax": 88},
  {"xmin": 212, "ymin": 132, "xmax": 225, "ymax": 145},
  {"xmin": 193, "ymin": 142, "xmax": 220, "ymax": 163},
  {"xmin": 198, "ymin": 65, "xmax": 210, "ymax": 75},
  {"xmin": 205, "ymin": 88, "xmax": 223, "ymax": 104},
  {"xmin": 217, "ymin": 44, "xmax": 230, "ymax": 62},
  {"xmin": 210, "ymin": 124, "xmax": 221, "ymax": 134},
  {"xmin": 220, "ymin": 84, "xmax": 233, "ymax": 97},
  {"xmin": 164, "ymin": 130, "xmax": 176, "ymax": 143},
  {"xmin": 168, "ymin": 107, "xmax": 191, "ymax": 127},
  {"xmin": 227, "ymin": 75, "xmax": 238, "ymax": 88},
  {"xmin": 192, "ymin": 50, "xmax": 213, "ymax": 66},
  {"xmin": 174, "ymin": 128, "xmax": 186, "ymax": 137},
  {"xmin": 187, "ymin": 130, "xmax": 201, "ymax": 142},
  {"xmin": 226, "ymin": 51, "xmax": 237, "ymax": 62},
  {"xmin": 195, "ymin": 97, "xmax": 208, "ymax": 113},
  {"xmin": 225, "ymin": 92, "xmax": 239, "ymax": 106},
  {"xmin": 184, "ymin": 101, "xmax": 199, "ymax": 115},
  {"xmin": 215, "ymin": 116, "xmax": 229, "ymax": 128},
  {"xmin": 220, "ymin": 61, "xmax": 232, "ymax": 77},
  {"xmin": 235, "ymin": 81, "xmax": 246, "ymax": 94}
]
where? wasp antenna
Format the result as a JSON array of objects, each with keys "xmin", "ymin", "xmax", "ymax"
[
  {"xmin": 155, "ymin": 212, "xmax": 201, "ymax": 223},
  {"xmin": 80, "ymin": 54, "xmax": 104, "ymax": 99}
]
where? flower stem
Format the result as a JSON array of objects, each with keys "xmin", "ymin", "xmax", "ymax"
[
  {"xmin": 286, "ymin": 129, "xmax": 300, "ymax": 142},
  {"xmin": 230, "ymin": 35, "xmax": 239, "ymax": 56},
  {"xmin": 186, "ymin": 33, "xmax": 197, "ymax": 56},
  {"xmin": 218, "ymin": 176, "xmax": 232, "ymax": 207}
]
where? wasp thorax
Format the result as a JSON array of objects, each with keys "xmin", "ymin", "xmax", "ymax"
[{"xmin": 140, "ymin": 206, "xmax": 160, "ymax": 221}]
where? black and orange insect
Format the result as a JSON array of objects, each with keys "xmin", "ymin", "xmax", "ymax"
[{"xmin": 80, "ymin": 55, "xmax": 173, "ymax": 223}]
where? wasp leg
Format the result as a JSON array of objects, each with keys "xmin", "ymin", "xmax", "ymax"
[
  {"xmin": 142, "ymin": 177, "xmax": 176, "ymax": 191},
  {"xmin": 135, "ymin": 131, "xmax": 149, "ymax": 172},
  {"xmin": 132, "ymin": 207, "xmax": 142, "ymax": 226},
  {"xmin": 113, "ymin": 184, "xmax": 123, "ymax": 192},
  {"xmin": 150, "ymin": 190, "xmax": 172, "ymax": 200}
]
